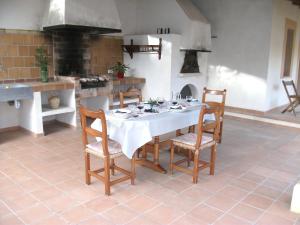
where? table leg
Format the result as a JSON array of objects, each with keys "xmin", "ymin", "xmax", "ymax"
[
  {"xmin": 135, "ymin": 136, "xmax": 167, "ymax": 174},
  {"xmin": 153, "ymin": 136, "xmax": 160, "ymax": 164}
]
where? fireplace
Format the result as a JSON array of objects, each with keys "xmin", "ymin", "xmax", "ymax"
[
  {"xmin": 53, "ymin": 31, "xmax": 90, "ymax": 76},
  {"xmin": 180, "ymin": 50, "xmax": 199, "ymax": 73}
]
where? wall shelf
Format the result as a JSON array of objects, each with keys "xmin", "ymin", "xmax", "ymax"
[
  {"xmin": 42, "ymin": 106, "xmax": 75, "ymax": 117},
  {"xmin": 180, "ymin": 49, "xmax": 212, "ymax": 53},
  {"xmin": 122, "ymin": 38, "xmax": 162, "ymax": 60}
]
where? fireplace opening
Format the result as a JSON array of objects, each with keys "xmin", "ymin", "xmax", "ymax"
[
  {"xmin": 53, "ymin": 31, "xmax": 90, "ymax": 76},
  {"xmin": 180, "ymin": 50, "xmax": 199, "ymax": 73},
  {"xmin": 180, "ymin": 84, "xmax": 199, "ymax": 98}
]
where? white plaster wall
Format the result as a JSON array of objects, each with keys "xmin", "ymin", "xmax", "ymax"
[
  {"xmin": 266, "ymin": 0, "xmax": 300, "ymax": 110},
  {"xmin": 114, "ymin": 0, "xmax": 137, "ymax": 35},
  {"xmin": 124, "ymin": 34, "xmax": 207, "ymax": 100},
  {"xmin": 193, "ymin": 0, "xmax": 274, "ymax": 111},
  {"xmin": 0, "ymin": 97, "xmax": 43, "ymax": 133},
  {"xmin": 80, "ymin": 96, "xmax": 109, "ymax": 111},
  {"xmin": 0, "ymin": 103, "xmax": 19, "ymax": 129},
  {"xmin": 170, "ymin": 35, "xmax": 208, "ymax": 98},
  {"xmin": 56, "ymin": 89, "xmax": 77, "ymax": 126},
  {"xmin": 121, "ymin": 0, "xmax": 210, "ymax": 100},
  {"xmin": 0, "ymin": 0, "xmax": 46, "ymax": 30},
  {"xmin": 20, "ymin": 92, "xmax": 44, "ymax": 134},
  {"xmin": 124, "ymin": 35, "xmax": 172, "ymax": 100},
  {"xmin": 134, "ymin": 0, "xmax": 211, "ymax": 50},
  {"xmin": 1, "ymin": 0, "xmax": 123, "ymax": 31},
  {"xmin": 43, "ymin": 0, "xmax": 121, "ymax": 30}
]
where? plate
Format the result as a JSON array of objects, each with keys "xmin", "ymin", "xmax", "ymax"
[
  {"xmin": 170, "ymin": 105, "xmax": 189, "ymax": 112},
  {"xmin": 113, "ymin": 109, "xmax": 132, "ymax": 119}
]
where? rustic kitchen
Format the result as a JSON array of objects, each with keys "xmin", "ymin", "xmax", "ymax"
[{"xmin": 1, "ymin": 0, "xmax": 300, "ymax": 225}]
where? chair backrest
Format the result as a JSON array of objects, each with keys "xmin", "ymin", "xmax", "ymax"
[
  {"xmin": 119, "ymin": 87, "xmax": 142, "ymax": 108},
  {"xmin": 79, "ymin": 106, "xmax": 109, "ymax": 157},
  {"xmin": 195, "ymin": 105, "xmax": 221, "ymax": 150},
  {"xmin": 282, "ymin": 80, "xmax": 298, "ymax": 99},
  {"xmin": 202, "ymin": 87, "xmax": 227, "ymax": 117}
]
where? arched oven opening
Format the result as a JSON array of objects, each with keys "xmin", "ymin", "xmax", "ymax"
[{"xmin": 180, "ymin": 84, "xmax": 199, "ymax": 99}]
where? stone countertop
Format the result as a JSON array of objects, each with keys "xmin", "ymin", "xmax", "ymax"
[
  {"xmin": 0, "ymin": 77, "xmax": 144, "ymax": 92},
  {"xmin": 24, "ymin": 81, "xmax": 74, "ymax": 92},
  {"xmin": 112, "ymin": 77, "xmax": 145, "ymax": 86}
]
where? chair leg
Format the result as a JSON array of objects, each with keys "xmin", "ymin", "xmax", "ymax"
[
  {"xmin": 218, "ymin": 121, "xmax": 223, "ymax": 143},
  {"xmin": 104, "ymin": 157, "xmax": 111, "ymax": 195},
  {"xmin": 131, "ymin": 153, "xmax": 136, "ymax": 185},
  {"xmin": 210, "ymin": 144, "xmax": 216, "ymax": 175},
  {"xmin": 110, "ymin": 159, "xmax": 115, "ymax": 176},
  {"xmin": 187, "ymin": 149, "xmax": 192, "ymax": 167},
  {"xmin": 188, "ymin": 125, "xmax": 195, "ymax": 133},
  {"xmin": 170, "ymin": 142, "xmax": 174, "ymax": 174},
  {"xmin": 282, "ymin": 103, "xmax": 293, "ymax": 113},
  {"xmin": 291, "ymin": 101, "xmax": 299, "ymax": 116},
  {"xmin": 85, "ymin": 152, "xmax": 91, "ymax": 185},
  {"xmin": 142, "ymin": 145, "xmax": 147, "ymax": 159},
  {"xmin": 292, "ymin": 107, "xmax": 297, "ymax": 116},
  {"xmin": 193, "ymin": 150, "xmax": 200, "ymax": 184}
]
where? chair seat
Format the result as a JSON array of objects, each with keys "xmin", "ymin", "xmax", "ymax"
[
  {"xmin": 86, "ymin": 139, "xmax": 123, "ymax": 158},
  {"xmin": 205, "ymin": 116, "xmax": 223, "ymax": 123},
  {"xmin": 171, "ymin": 133, "xmax": 215, "ymax": 150}
]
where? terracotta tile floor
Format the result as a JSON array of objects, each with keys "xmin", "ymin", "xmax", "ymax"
[{"xmin": 1, "ymin": 118, "xmax": 300, "ymax": 225}]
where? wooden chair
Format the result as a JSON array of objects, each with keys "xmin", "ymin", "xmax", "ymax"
[
  {"xmin": 79, "ymin": 106, "xmax": 135, "ymax": 195},
  {"xmin": 202, "ymin": 87, "xmax": 226, "ymax": 143},
  {"xmin": 170, "ymin": 105, "xmax": 221, "ymax": 183},
  {"xmin": 282, "ymin": 80, "xmax": 300, "ymax": 116},
  {"xmin": 119, "ymin": 87, "xmax": 142, "ymax": 108}
]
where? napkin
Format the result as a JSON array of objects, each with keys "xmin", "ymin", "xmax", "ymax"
[
  {"xmin": 170, "ymin": 105, "xmax": 185, "ymax": 110},
  {"xmin": 114, "ymin": 109, "xmax": 131, "ymax": 114}
]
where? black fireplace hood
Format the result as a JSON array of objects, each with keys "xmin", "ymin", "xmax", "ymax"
[
  {"xmin": 42, "ymin": 0, "xmax": 122, "ymax": 34},
  {"xmin": 180, "ymin": 48, "xmax": 212, "ymax": 53},
  {"xmin": 43, "ymin": 24, "xmax": 121, "ymax": 35}
]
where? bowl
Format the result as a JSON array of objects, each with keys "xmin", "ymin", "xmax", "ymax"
[{"xmin": 48, "ymin": 96, "xmax": 60, "ymax": 109}]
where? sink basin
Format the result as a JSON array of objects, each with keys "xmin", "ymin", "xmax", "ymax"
[
  {"xmin": 0, "ymin": 83, "xmax": 30, "ymax": 88},
  {"xmin": 0, "ymin": 83, "xmax": 33, "ymax": 102}
]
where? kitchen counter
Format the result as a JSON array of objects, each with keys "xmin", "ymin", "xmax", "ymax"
[
  {"xmin": 23, "ymin": 81, "xmax": 75, "ymax": 92},
  {"xmin": 112, "ymin": 77, "xmax": 145, "ymax": 86}
]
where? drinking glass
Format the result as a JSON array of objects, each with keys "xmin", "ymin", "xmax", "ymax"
[
  {"xmin": 128, "ymin": 104, "xmax": 136, "ymax": 111},
  {"xmin": 137, "ymin": 103, "xmax": 144, "ymax": 114}
]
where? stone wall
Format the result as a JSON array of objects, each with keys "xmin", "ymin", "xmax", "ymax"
[
  {"xmin": 0, "ymin": 30, "xmax": 124, "ymax": 82},
  {"xmin": 90, "ymin": 35, "xmax": 123, "ymax": 74},
  {"xmin": 0, "ymin": 30, "xmax": 53, "ymax": 82}
]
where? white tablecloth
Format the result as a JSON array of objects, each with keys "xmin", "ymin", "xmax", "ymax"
[{"xmin": 91, "ymin": 106, "xmax": 213, "ymax": 159}]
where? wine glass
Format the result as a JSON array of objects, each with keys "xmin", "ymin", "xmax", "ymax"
[
  {"xmin": 128, "ymin": 104, "xmax": 136, "ymax": 111},
  {"xmin": 157, "ymin": 97, "xmax": 164, "ymax": 105},
  {"xmin": 157, "ymin": 98, "xmax": 165, "ymax": 109},
  {"xmin": 137, "ymin": 103, "xmax": 144, "ymax": 114},
  {"xmin": 186, "ymin": 96, "xmax": 192, "ymax": 102}
]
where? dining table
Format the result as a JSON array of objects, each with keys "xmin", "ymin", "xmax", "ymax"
[{"xmin": 91, "ymin": 101, "xmax": 214, "ymax": 173}]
